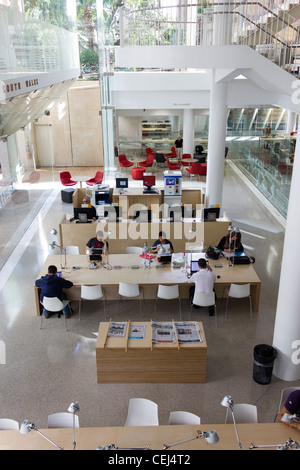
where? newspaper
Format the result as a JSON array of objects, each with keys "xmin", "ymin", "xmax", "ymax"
[
  {"xmin": 151, "ymin": 322, "xmax": 176, "ymax": 343},
  {"xmin": 129, "ymin": 324, "xmax": 145, "ymax": 340},
  {"xmin": 108, "ymin": 322, "xmax": 127, "ymax": 337},
  {"xmin": 174, "ymin": 321, "xmax": 203, "ymax": 343}
]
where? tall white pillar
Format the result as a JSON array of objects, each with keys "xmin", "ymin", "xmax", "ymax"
[
  {"xmin": 206, "ymin": 72, "xmax": 227, "ymax": 209},
  {"xmin": 286, "ymin": 111, "xmax": 296, "ymax": 134},
  {"xmin": 272, "ymin": 135, "xmax": 300, "ymax": 381},
  {"xmin": 212, "ymin": 0, "xmax": 233, "ymax": 46},
  {"xmin": 182, "ymin": 109, "xmax": 194, "ymax": 156}
]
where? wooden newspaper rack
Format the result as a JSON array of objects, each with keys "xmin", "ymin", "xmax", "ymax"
[{"xmin": 96, "ymin": 320, "xmax": 207, "ymax": 383}]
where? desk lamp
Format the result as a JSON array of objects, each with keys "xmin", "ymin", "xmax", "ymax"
[
  {"xmin": 102, "ymin": 230, "xmax": 112, "ymax": 270},
  {"xmin": 68, "ymin": 401, "xmax": 80, "ymax": 450},
  {"xmin": 48, "ymin": 242, "xmax": 67, "ymax": 270},
  {"xmin": 20, "ymin": 420, "xmax": 64, "ymax": 450},
  {"xmin": 249, "ymin": 438, "xmax": 300, "ymax": 450},
  {"xmin": 142, "ymin": 242, "xmax": 152, "ymax": 268},
  {"xmin": 162, "ymin": 429, "xmax": 219, "ymax": 450},
  {"xmin": 221, "ymin": 395, "xmax": 242, "ymax": 449},
  {"xmin": 281, "ymin": 413, "xmax": 300, "ymax": 424}
]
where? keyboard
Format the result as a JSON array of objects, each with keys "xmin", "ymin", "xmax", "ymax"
[{"xmin": 143, "ymin": 190, "xmax": 158, "ymax": 194}]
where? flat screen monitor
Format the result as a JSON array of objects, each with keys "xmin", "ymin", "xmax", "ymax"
[
  {"xmin": 89, "ymin": 248, "xmax": 102, "ymax": 261},
  {"xmin": 74, "ymin": 207, "xmax": 94, "ymax": 222},
  {"xmin": 103, "ymin": 205, "xmax": 121, "ymax": 221},
  {"xmin": 203, "ymin": 207, "xmax": 220, "ymax": 222},
  {"xmin": 116, "ymin": 177, "xmax": 128, "ymax": 190},
  {"xmin": 143, "ymin": 174, "xmax": 155, "ymax": 189}
]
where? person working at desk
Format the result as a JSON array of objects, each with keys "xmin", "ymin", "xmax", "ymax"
[
  {"xmin": 188, "ymin": 258, "xmax": 216, "ymax": 316},
  {"xmin": 35, "ymin": 265, "xmax": 73, "ymax": 318},
  {"xmin": 217, "ymin": 230, "xmax": 244, "ymax": 253},
  {"xmin": 86, "ymin": 231, "xmax": 108, "ymax": 255},
  {"xmin": 152, "ymin": 231, "xmax": 174, "ymax": 253},
  {"xmin": 278, "ymin": 389, "xmax": 300, "ymax": 431}
]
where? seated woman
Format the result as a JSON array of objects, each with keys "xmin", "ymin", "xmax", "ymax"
[{"xmin": 217, "ymin": 230, "xmax": 244, "ymax": 253}]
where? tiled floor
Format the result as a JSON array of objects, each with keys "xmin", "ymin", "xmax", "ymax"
[{"xmin": 0, "ymin": 162, "xmax": 298, "ymax": 435}]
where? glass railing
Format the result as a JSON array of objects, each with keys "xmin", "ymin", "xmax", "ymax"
[
  {"xmin": 119, "ymin": 0, "xmax": 300, "ymax": 75},
  {"xmin": 0, "ymin": 4, "xmax": 79, "ymax": 80},
  {"xmin": 227, "ymin": 134, "xmax": 296, "ymax": 218}
]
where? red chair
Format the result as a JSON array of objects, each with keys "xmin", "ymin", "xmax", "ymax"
[
  {"xmin": 86, "ymin": 171, "xmax": 103, "ymax": 186},
  {"xmin": 139, "ymin": 153, "xmax": 155, "ymax": 168},
  {"xmin": 118, "ymin": 155, "xmax": 134, "ymax": 169},
  {"xmin": 132, "ymin": 167, "xmax": 145, "ymax": 180},
  {"xmin": 145, "ymin": 147, "xmax": 153, "ymax": 155},
  {"xmin": 165, "ymin": 146, "xmax": 177, "ymax": 158},
  {"xmin": 180, "ymin": 154, "xmax": 192, "ymax": 167},
  {"xmin": 186, "ymin": 162, "xmax": 207, "ymax": 178},
  {"xmin": 278, "ymin": 162, "xmax": 292, "ymax": 175},
  {"xmin": 166, "ymin": 157, "xmax": 181, "ymax": 170},
  {"xmin": 60, "ymin": 171, "xmax": 76, "ymax": 186}
]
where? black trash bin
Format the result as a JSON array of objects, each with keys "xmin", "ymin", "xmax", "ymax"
[{"xmin": 253, "ymin": 344, "xmax": 277, "ymax": 384}]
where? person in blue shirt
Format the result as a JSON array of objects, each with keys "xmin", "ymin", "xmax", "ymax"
[
  {"xmin": 152, "ymin": 231, "xmax": 174, "ymax": 253},
  {"xmin": 35, "ymin": 265, "xmax": 73, "ymax": 318}
]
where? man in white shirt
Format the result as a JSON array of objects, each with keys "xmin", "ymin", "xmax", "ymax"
[{"xmin": 188, "ymin": 258, "xmax": 216, "ymax": 316}]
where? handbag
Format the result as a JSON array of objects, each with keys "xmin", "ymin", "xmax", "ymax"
[{"xmin": 206, "ymin": 246, "xmax": 221, "ymax": 260}]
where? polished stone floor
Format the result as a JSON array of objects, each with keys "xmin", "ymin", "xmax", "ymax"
[{"xmin": 0, "ymin": 162, "xmax": 298, "ymax": 434}]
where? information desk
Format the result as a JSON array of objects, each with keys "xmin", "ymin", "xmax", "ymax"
[
  {"xmin": 34, "ymin": 254, "xmax": 261, "ymax": 315},
  {"xmin": 96, "ymin": 321, "xmax": 207, "ymax": 383},
  {"xmin": 0, "ymin": 423, "xmax": 298, "ymax": 450}
]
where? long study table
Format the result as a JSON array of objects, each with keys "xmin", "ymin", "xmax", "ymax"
[
  {"xmin": 34, "ymin": 254, "xmax": 261, "ymax": 315},
  {"xmin": 0, "ymin": 423, "xmax": 298, "ymax": 450}
]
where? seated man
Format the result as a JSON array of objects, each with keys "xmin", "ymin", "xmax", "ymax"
[
  {"xmin": 86, "ymin": 231, "xmax": 108, "ymax": 255},
  {"xmin": 188, "ymin": 258, "xmax": 216, "ymax": 316},
  {"xmin": 35, "ymin": 265, "xmax": 73, "ymax": 318},
  {"xmin": 152, "ymin": 231, "xmax": 174, "ymax": 253},
  {"xmin": 82, "ymin": 196, "xmax": 98, "ymax": 220},
  {"xmin": 278, "ymin": 389, "xmax": 300, "ymax": 431}
]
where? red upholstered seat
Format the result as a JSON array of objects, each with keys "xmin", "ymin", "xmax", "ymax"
[
  {"xmin": 132, "ymin": 167, "xmax": 145, "ymax": 180},
  {"xmin": 180, "ymin": 154, "xmax": 192, "ymax": 167},
  {"xmin": 60, "ymin": 171, "xmax": 76, "ymax": 186},
  {"xmin": 186, "ymin": 162, "xmax": 207, "ymax": 177},
  {"xmin": 118, "ymin": 155, "xmax": 134, "ymax": 168},
  {"xmin": 165, "ymin": 146, "xmax": 177, "ymax": 158},
  {"xmin": 166, "ymin": 157, "xmax": 181, "ymax": 170},
  {"xmin": 86, "ymin": 171, "xmax": 103, "ymax": 186},
  {"xmin": 139, "ymin": 153, "xmax": 155, "ymax": 168}
]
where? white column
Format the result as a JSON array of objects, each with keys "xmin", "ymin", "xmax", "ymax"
[
  {"xmin": 272, "ymin": 135, "xmax": 300, "ymax": 381},
  {"xmin": 212, "ymin": 0, "xmax": 233, "ymax": 46},
  {"xmin": 286, "ymin": 111, "xmax": 296, "ymax": 134},
  {"xmin": 182, "ymin": 109, "xmax": 194, "ymax": 156},
  {"xmin": 206, "ymin": 72, "xmax": 227, "ymax": 209}
]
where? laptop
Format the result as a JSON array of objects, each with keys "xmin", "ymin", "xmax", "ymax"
[{"xmin": 89, "ymin": 248, "xmax": 102, "ymax": 261}]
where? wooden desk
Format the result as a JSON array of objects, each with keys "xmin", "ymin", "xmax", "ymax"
[
  {"xmin": 0, "ymin": 423, "xmax": 298, "ymax": 450},
  {"xmin": 96, "ymin": 321, "xmax": 207, "ymax": 383},
  {"xmin": 34, "ymin": 254, "xmax": 261, "ymax": 315}
]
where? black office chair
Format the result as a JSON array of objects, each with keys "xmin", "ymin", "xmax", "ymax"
[{"xmin": 155, "ymin": 153, "xmax": 166, "ymax": 167}]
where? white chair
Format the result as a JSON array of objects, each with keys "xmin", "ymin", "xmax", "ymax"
[
  {"xmin": 117, "ymin": 282, "xmax": 142, "ymax": 315},
  {"xmin": 79, "ymin": 284, "xmax": 106, "ymax": 321},
  {"xmin": 168, "ymin": 411, "xmax": 201, "ymax": 425},
  {"xmin": 190, "ymin": 291, "xmax": 217, "ymax": 327},
  {"xmin": 0, "ymin": 419, "xmax": 19, "ymax": 430},
  {"xmin": 47, "ymin": 412, "xmax": 79, "ymax": 428},
  {"xmin": 64, "ymin": 246, "xmax": 80, "ymax": 255},
  {"xmin": 274, "ymin": 386, "xmax": 300, "ymax": 422},
  {"xmin": 155, "ymin": 284, "xmax": 181, "ymax": 319},
  {"xmin": 225, "ymin": 283, "xmax": 252, "ymax": 319},
  {"xmin": 40, "ymin": 296, "xmax": 70, "ymax": 331},
  {"xmin": 124, "ymin": 398, "xmax": 159, "ymax": 426},
  {"xmin": 225, "ymin": 404, "xmax": 257, "ymax": 424},
  {"xmin": 126, "ymin": 246, "xmax": 143, "ymax": 254}
]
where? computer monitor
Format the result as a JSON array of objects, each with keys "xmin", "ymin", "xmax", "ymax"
[
  {"xmin": 116, "ymin": 177, "xmax": 128, "ymax": 190},
  {"xmin": 103, "ymin": 205, "xmax": 121, "ymax": 221},
  {"xmin": 203, "ymin": 207, "xmax": 220, "ymax": 222},
  {"xmin": 143, "ymin": 174, "xmax": 155, "ymax": 190},
  {"xmin": 89, "ymin": 248, "xmax": 102, "ymax": 261},
  {"xmin": 74, "ymin": 207, "xmax": 94, "ymax": 222}
]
